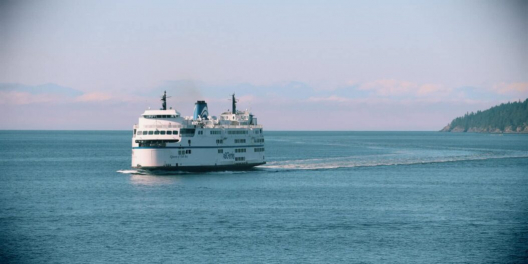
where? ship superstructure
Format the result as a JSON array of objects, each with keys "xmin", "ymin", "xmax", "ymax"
[{"xmin": 131, "ymin": 92, "xmax": 265, "ymax": 171}]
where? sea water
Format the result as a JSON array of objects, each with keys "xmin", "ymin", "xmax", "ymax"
[{"xmin": 1, "ymin": 131, "xmax": 527, "ymax": 263}]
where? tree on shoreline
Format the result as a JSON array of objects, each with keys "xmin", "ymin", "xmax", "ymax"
[{"xmin": 444, "ymin": 99, "xmax": 528, "ymax": 132}]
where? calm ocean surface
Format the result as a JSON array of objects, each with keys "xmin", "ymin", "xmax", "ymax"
[{"xmin": 1, "ymin": 131, "xmax": 527, "ymax": 263}]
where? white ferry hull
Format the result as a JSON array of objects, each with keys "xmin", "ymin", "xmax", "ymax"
[{"xmin": 131, "ymin": 147, "xmax": 266, "ymax": 171}]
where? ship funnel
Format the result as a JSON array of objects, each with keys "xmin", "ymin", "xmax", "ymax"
[{"xmin": 193, "ymin": 100, "xmax": 209, "ymax": 120}]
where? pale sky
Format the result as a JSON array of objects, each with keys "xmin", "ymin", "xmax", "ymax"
[{"xmin": 1, "ymin": 0, "xmax": 527, "ymax": 130}]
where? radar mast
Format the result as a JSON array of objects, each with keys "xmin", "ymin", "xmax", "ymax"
[
  {"xmin": 161, "ymin": 91, "xmax": 171, "ymax": 110},
  {"xmin": 231, "ymin": 93, "xmax": 238, "ymax": 114}
]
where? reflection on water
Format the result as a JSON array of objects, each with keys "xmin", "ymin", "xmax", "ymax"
[
  {"xmin": 119, "ymin": 169, "xmax": 261, "ymax": 186},
  {"xmin": 129, "ymin": 174, "xmax": 181, "ymax": 186},
  {"xmin": 124, "ymin": 169, "xmax": 222, "ymax": 185}
]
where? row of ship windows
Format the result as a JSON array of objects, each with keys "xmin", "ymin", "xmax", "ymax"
[
  {"xmin": 228, "ymin": 130, "xmax": 249, "ymax": 135},
  {"xmin": 254, "ymin": 138, "xmax": 264, "ymax": 143},
  {"xmin": 200, "ymin": 130, "xmax": 261, "ymax": 135},
  {"xmin": 137, "ymin": 130, "xmax": 179, "ymax": 135},
  {"xmin": 137, "ymin": 130, "xmax": 262, "ymax": 136},
  {"xmin": 234, "ymin": 139, "xmax": 246, "ymax": 143},
  {"xmin": 143, "ymin": 115, "xmax": 177, "ymax": 118},
  {"xmin": 213, "ymin": 130, "xmax": 260, "ymax": 135},
  {"xmin": 178, "ymin": 150, "xmax": 192, "ymax": 155},
  {"xmin": 217, "ymin": 148, "xmax": 265, "ymax": 153},
  {"xmin": 203, "ymin": 130, "xmax": 256, "ymax": 135},
  {"xmin": 235, "ymin": 157, "xmax": 246, "ymax": 161}
]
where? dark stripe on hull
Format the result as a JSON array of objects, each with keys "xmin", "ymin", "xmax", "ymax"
[
  {"xmin": 132, "ymin": 144, "xmax": 264, "ymax": 149},
  {"xmin": 133, "ymin": 162, "xmax": 266, "ymax": 172}
]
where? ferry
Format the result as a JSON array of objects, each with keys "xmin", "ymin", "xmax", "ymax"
[{"xmin": 131, "ymin": 92, "xmax": 266, "ymax": 171}]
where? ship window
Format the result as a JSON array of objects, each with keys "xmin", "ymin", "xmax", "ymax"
[
  {"xmin": 218, "ymin": 149, "xmax": 223, "ymax": 153},
  {"xmin": 216, "ymin": 139, "xmax": 223, "ymax": 144},
  {"xmin": 137, "ymin": 131, "xmax": 142, "ymax": 135},
  {"xmin": 186, "ymin": 149, "xmax": 191, "ymax": 154},
  {"xmin": 180, "ymin": 129, "xmax": 195, "ymax": 135},
  {"xmin": 154, "ymin": 131, "xmax": 160, "ymax": 135},
  {"xmin": 137, "ymin": 140, "xmax": 169, "ymax": 148},
  {"xmin": 160, "ymin": 131, "xmax": 166, "ymax": 135},
  {"xmin": 173, "ymin": 130, "xmax": 178, "ymax": 135},
  {"xmin": 228, "ymin": 130, "xmax": 249, "ymax": 135},
  {"xmin": 142, "ymin": 131, "xmax": 147, "ymax": 135},
  {"xmin": 235, "ymin": 157, "xmax": 245, "ymax": 161},
  {"xmin": 155, "ymin": 115, "xmax": 161, "ymax": 118},
  {"xmin": 148, "ymin": 131, "xmax": 154, "ymax": 135},
  {"xmin": 235, "ymin": 139, "xmax": 246, "ymax": 143},
  {"xmin": 167, "ymin": 131, "xmax": 172, "ymax": 135}
]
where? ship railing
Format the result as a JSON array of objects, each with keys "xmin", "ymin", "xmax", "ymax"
[
  {"xmin": 213, "ymin": 124, "xmax": 263, "ymax": 129},
  {"xmin": 140, "ymin": 124, "xmax": 186, "ymax": 129},
  {"xmin": 134, "ymin": 124, "xmax": 262, "ymax": 129},
  {"xmin": 138, "ymin": 124, "xmax": 263, "ymax": 129}
]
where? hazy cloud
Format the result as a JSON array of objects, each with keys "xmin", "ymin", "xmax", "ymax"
[
  {"xmin": 75, "ymin": 92, "xmax": 113, "ymax": 102},
  {"xmin": 492, "ymin": 82, "xmax": 528, "ymax": 95},
  {"xmin": 357, "ymin": 80, "xmax": 450, "ymax": 98},
  {"xmin": 307, "ymin": 96, "xmax": 352, "ymax": 103}
]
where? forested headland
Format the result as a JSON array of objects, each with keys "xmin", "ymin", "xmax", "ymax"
[{"xmin": 441, "ymin": 99, "xmax": 528, "ymax": 133}]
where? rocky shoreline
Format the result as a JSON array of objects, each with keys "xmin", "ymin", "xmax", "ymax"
[{"xmin": 440, "ymin": 124, "xmax": 528, "ymax": 133}]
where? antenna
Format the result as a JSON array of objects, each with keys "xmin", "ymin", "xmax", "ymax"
[
  {"xmin": 231, "ymin": 93, "xmax": 238, "ymax": 114},
  {"xmin": 161, "ymin": 91, "xmax": 171, "ymax": 110}
]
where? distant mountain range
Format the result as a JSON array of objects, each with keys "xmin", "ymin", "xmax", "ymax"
[
  {"xmin": 441, "ymin": 99, "xmax": 528, "ymax": 133},
  {"xmin": 0, "ymin": 83, "xmax": 83, "ymax": 97}
]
